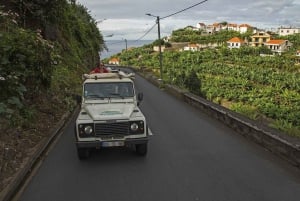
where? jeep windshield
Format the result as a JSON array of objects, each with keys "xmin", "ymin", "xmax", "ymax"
[{"xmin": 84, "ymin": 82, "xmax": 134, "ymax": 100}]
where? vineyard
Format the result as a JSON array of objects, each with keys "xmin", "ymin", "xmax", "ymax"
[{"xmin": 112, "ymin": 42, "xmax": 300, "ymax": 137}]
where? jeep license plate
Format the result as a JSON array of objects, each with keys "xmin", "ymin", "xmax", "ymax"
[{"xmin": 102, "ymin": 141, "xmax": 124, "ymax": 147}]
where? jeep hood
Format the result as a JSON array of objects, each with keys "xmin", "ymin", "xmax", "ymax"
[{"xmin": 83, "ymin": 103, "xmax": 135, "ymax": 120}]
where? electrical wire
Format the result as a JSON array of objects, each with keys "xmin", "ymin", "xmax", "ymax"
[
  {"xmin": 161, "ymin": 0, "xmax": 208, "ymax": 20},
  {"xmin": 105, "ymin": 40, "xmax": 124, "ymax": 45},
  {"xmin": 106, "ymin": 1, "xmax": 209, "ymax": 43},
  {"xmin": 137, "ymin": 1, "xmax": 209, "ymax": 40},
  {"xmin": 135, "ymin": 23, "xmax": 157, "ymax": 41}
]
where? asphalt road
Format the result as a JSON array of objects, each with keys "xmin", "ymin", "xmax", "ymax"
[{"xmin": 18, "ymin": 73, "xmax": 300, "ymax": 201}]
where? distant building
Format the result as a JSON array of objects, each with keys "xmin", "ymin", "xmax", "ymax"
[
  {"xmin": 227, "ymin": 37, "xmax": 245, "ymax": 49},
  {"xmin": 250, "ymin": 32, "xmax": 271, "ymax": 47},
  {"xmin": 264, "ymin": 39, "xmax": 292, "ymax": 55},
  {"xmin": 226, "ymin": 23, "xmax": 238, "ymax": 31},
  {"xmin": 205, "ymin": 24, "xmax": 216, "ymax": 34},
  {"xmin": 278, "ymin": 27, "xmax": 300, "ymax": 36},
  {"xmin": 153, "ymin": 45, "xmax": 165, "ymax": 52},
  {"xmin": 213, "ymin": 22, "xmax": 222, "ymax": 32},
  {"xmin": 183, "ymin": 43, "xmax": 199, "ymax": 51},
  {"xmin": 196, "ymin": 22, "xmax": 206, "ymax": 30},
  {"xmin": 196, "ymin": 22, "xmax": 254, "ymax": 34},
  {"xmin": 239, "ymin": 24, "xmax": 252, "ymax": 33},
  {"xmin": 108, "ymin": 58, "xmax": 120, "ymax": 65},
  {"xmin": 295, "ymin": 50, "xmax": 300, "ymax": 56}
]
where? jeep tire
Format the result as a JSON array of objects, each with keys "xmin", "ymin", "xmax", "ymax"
[
  {"xmin": 77, "ymin": 148, "xmax": 90, "ymax": 160},
  {"xmin": 135, "ymin": 143, "xmax": 147, "ymax": 156}
]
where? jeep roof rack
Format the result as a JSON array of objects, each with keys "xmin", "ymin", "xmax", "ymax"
[{"xmin": 82, "ymin": 71, "xmax": 135, "ymax": 80}]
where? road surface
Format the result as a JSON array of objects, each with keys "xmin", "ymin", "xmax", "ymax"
[{"xmin": 18, "ymin": 73, "xmax": 300, "ymax": 201}]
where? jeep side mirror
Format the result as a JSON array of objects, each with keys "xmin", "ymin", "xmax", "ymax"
[
  {"xmin": 137, "ymin": 93, "xmax": 143, "ymax": 106},
  {"xmin": 138, "ymin": 93, "xmax": 143, "ymax": 101},
  {"xmin": 76, "ymin": 95, "xmax": 82, "ymax": 104}
]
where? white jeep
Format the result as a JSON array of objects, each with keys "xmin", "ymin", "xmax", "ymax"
[{"xmin": 75, "ymin": 71, "xmax": 149, "ymax": 159}]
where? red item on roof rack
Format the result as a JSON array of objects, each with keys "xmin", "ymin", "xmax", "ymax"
[{"xmin": 90, "ymin": 63, "xmax": 110, "ymax": 74}]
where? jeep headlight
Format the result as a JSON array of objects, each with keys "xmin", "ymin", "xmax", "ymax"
[
  {"xmin": 84, "ymin": 125, "xmax": 93, "ymax": 134},
  {"xmin": 130, "ymin": 121, "xmax": 144, "ymax": 134},
  {"xmin": 130, "ymin": 123, "xmax": 139, "ymax": 132},
  {"xmin": 78, "ymin": 124, "xmax": 94, "ymax": 137}
]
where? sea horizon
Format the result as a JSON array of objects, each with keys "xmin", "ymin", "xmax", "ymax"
[{"xmin": 101, "ymin": 40, "xmax": 153, "ymax": 59}]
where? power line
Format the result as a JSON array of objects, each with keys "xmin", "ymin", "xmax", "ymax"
[
  {"xmin": 141, "ymin": 0, "xmax": 209, "ymax": 40},
  {"xmin": 106, "ymin": 1, "xmax": 209, "ymax": 44},
  {"xmin": 105, "ymin": 40, "xmax": 124, "ymax": 45},
  {"xmin": 161, "ymin": 0, "xmax": 208, "ymax": 20},
  {"xmin": 135, "ymin": 23, "xmax": 157, "ymax": 41}
]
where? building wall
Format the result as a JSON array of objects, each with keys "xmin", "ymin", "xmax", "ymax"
[
  {"xmin": 250, "ymin": 32, "xmax": 271, "ymax": 47},
  {"xmin": 278, "ymin": 28, "xmax": 300, "ymax": 36}
]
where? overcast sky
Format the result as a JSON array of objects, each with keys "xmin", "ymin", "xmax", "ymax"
[{"xmin": 77, "ymin": 0, "xmax": 300, "ymax": 40}]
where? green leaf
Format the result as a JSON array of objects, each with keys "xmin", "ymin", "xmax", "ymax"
[{"xmin": 7, "ymin": 97, "xmax": 23, "ymax": 109}]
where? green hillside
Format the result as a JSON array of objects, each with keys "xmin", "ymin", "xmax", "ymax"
[{"xmin": 105, "ymin": 29, "xmax": 300, "ymax": 137}]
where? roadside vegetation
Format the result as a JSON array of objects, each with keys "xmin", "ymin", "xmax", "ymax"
[
  {"xmin": 0, "ymin": 0, "xmax": 104, "ymax": 128},
  {"xmin": 104, "ymin": 29, "xmax": 300, "ymax": 137},
  {"xmin": 0, "ymin": 0, "xmax": 104, "ymax": 191}
]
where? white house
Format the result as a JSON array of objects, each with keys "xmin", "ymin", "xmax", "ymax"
[
  {"xmin": 239, "ymin": 24, "xmax": 252, "ymax": 33},
  {"xmin": 264, "ymin": 39, "xmax": 292, "ymax": 55},
  {"xmin": 226, "ymin": 23, "xmax": 238, "ymax": 31},
  {"xmin": 227, "ymin": 37, "xmax": 245, "ymax": 49},
  {"xmin": 196, "ymin": 22, "xmax": 206, "ymax": 30},
  {"xmin": 183, "ymin": 44, "xmax": 199, "ymax": 51},
  {"xmin": 108, "ymin": 58, "xmax": 120, "ymax": 65},
  {"xmin": 278, "ymin": 27, "xmax": 300, "ymax": 36},
  {"xmin": 153, "ymin": 45, "xmax": 165, "ymax": 52}
]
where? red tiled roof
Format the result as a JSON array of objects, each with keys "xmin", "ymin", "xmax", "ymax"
[
  {"xmin": 266, "ymin": 39, "xmax": 286, "ymax": 45},
  {"xmin": 213, "ymin": 22, "xmax": 220, "ymax": 27},
  {"xmin": 227, "ymin": 37, "xmax": 244, "ymax": 43},
  {"xmin": 189, "ymin": 44, "xmax": 198, "ymax": 47},
  {"xmin": 228, "ymin": 23, "xmax": 238, "ymax": 27},
  {"xmin": 239, "ymin": 24, "xmax": 252, "ymax": 28},
  {"xmin": 109, "ymin": 58, "xmax": 119, "ymax": 62}
]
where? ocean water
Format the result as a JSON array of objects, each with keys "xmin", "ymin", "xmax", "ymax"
[{"xmin": 100, "ymin": 40, "xmax": 153, "ymax": 59}]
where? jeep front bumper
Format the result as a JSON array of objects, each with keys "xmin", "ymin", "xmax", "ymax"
[{"xmin": 76, "ymin": 137, "xmax": 148, "ymax": 149}]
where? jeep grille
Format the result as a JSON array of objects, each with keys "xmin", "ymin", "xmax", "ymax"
[{"xmin": 95, "ymin": 122, "xmax": 129, "ymax": 136}]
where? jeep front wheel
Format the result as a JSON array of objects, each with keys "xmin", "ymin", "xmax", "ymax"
[
  {"xmin": 135, "ymin": 143, "xmax": 147, "ymax": 156},
  {"xmin": 77, "ymin": 148, "xmax": 90, "ymax": 160}
]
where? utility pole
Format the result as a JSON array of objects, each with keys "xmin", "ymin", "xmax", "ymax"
[
  {"xmin": 145, "ymin": 1, "xmax": 208, "ymax": 80},
  {"xmin": 124, "ymin": 38, "xmax": 128, "ymax": 51},
  {"xmin": 146, "ymin": 13, "xmax": 163, "ymax": 80}
]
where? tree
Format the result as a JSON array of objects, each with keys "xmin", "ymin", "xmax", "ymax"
[{"xmin": 185, "ymin": 70, "xmax": 202, "ymax": 96}]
